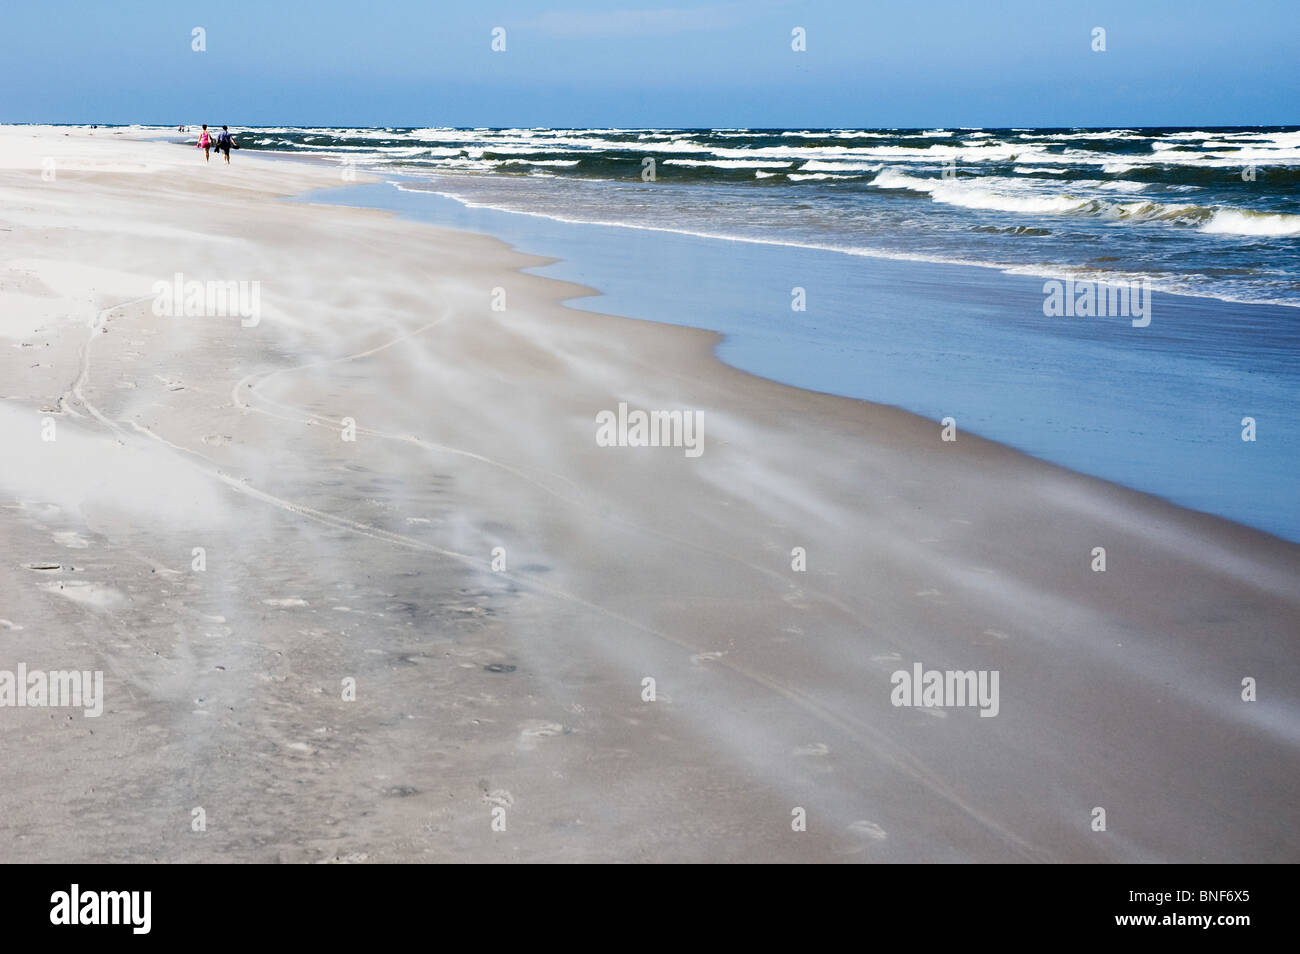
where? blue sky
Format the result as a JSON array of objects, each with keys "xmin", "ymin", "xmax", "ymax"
[{"xmin": 2, "ymin": 0, "xmax": 1296, "ymax": 127}]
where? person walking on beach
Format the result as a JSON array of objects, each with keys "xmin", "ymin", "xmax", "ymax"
[
  {"xmin": 215, "ymin": 125, "xmax": 237, "ymax": 165},
  {"xmin": 197, "ymin": 124, "xmax": 211, "ymax": 162}
]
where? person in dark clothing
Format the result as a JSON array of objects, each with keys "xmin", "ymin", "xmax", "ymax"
[{"xmin": 215, "ymin": 125, "xmax": 237, "ymax": 165}]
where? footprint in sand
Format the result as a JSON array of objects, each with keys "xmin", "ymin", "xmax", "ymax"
[
  {"xmin": 517, "ymin": 721, "xmax": 567, "ymax": 750},
  {"xmin": 793, "ymin": 742, "xmax": 829, "ymax": 757},
  {"xmin": 446, "ymin": 646, "xmax": 495, "ymax": 662},
  {"xmin": 782, "ymin": 589, "xmax": 809, "ymax": 609},
  {"xmin": 835, "ymin": 820, "xmax": 889, "ymax": 855},
  {"xmin": 972, "ymin": 628, "xmax": 1011, "ymax": 648},
  {"xmin": 444, "ymin": 603, "xmax": 487, "ymax": 618},
  {"xmin": 690, "ymin": 651, "xmax": 726, "ymax": 665},
  {"xmin": 39, "ymin": 581, "xmax": 124, "ymax": 610},
  {"xmin": 849, "ymin": 820, "xmax": 888, "ymax": 840}
]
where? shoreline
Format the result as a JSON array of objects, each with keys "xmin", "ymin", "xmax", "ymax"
[
  {"xmin": 294, "ymin": 174, "xmax": 1300, "ymax": 543},
  {"xmin": 1, "ymin": 126, "xmax": 1297, "ymax": 862}
]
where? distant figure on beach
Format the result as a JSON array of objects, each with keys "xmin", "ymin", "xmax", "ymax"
[
  {"xmin": 197, "ymin": 124, "xmax": 211, "ymax": 162},
  {"xmin": 216, "ymin": 126, "xmax": 237, "ymax": 165}
]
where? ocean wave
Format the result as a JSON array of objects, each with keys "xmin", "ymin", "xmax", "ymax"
[
  {"xmin": 973, "ymin": 225, "xmax": 1052, "ymax": 236},
  {"xmin": 1030, "ymin": 130, "xmax": 1146, "ymax": 141},
  {"xmin": 1200, "ymin": 209, "xmax": 1300, "ymax": 236},
  {"xmin": 797, "ymin": 160, "xmax": 885, "ymax": 173},
  {"xmin": 663, "ymin": 158, "xmax": 793, "ymax": 168},
  {"xmin": 241, "ymin": 127, "xmax": 1299, "ymax": 310},
  {"xmin": 869, "ymin": 169, "xmax": 1296, "ymax": 233},
  {"xmin": 870, "ymin": 170, "xmax": 1092, "ymax": 214},
  {"xmin": 242, "ymin": 126, "xmax": 1300, "ymax": 187},
  {"xmin": 779, "ymin": 130, "xmax": 897, "ymax": 139},
  {"xmin": 391, "ymin": 180, "xmax": 1299, "ymax": 308},
  {"xmin": 1106, "ymin": 200, "xmax": 1209, "ymax": 224},
  {"xmin": 1095, "ymin": 180, "xmax": 1152, "ymax": 193},
  {"xmin": 501, "ymin": 158, "xmax": 581, "ymax": 167},
  {"xmin": 788, "ymin": 172, "xmax": 866, "ymax": 181}
]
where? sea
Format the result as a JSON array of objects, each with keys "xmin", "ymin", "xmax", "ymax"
[{"xmin": 222, "ymin": 125, "xmax": 1299, "ymax": 541}]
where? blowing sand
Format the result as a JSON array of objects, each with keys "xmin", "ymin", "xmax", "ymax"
[{"xmin": 0, "ymin": 126, "xmax": 1297, "ymax": 862}]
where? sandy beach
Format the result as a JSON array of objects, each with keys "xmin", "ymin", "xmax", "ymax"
[{"xmin": 1, "ymin": 125, "xmax": 1297, "ymax": 863}]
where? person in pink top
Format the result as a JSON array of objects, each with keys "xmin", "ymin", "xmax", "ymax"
[{"xmin": 197, "ymin": 124, "xmax": 211, "ymax": 162}]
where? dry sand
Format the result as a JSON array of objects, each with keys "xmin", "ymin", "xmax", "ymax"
[{"xmin": 0, "ymin": 126, "xmax": 1297, "ymax": 862}]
